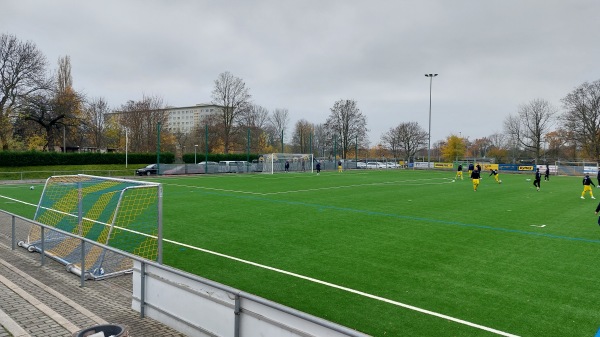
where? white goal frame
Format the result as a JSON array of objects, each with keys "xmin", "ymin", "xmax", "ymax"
[{"xmin": 261, "ymin": 153, "xmax": 314, "ymax": 174}]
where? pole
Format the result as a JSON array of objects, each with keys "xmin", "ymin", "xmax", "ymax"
[
  {"xmin": 425, "ymin": 73, "xmax": 438, "ymax": 169},
  {"xmin": 246, "ymin": 128, "xmax": 250, "ymax": 173},
  {"xmin": 205, "ymin": 124, "xmax": 209, "ymax": 173},
  {"xmin": 355, "ymin": 134, "xmax": 358, "ymax": 167},
  {"xmin": 281, "ymin": 130, "xmax": 284, "ymax": 153},
  {"xmin": 125, "ymin": 128, "xmax": 128, "ymax": 168},
  {"xmin": 157, "ymin": 122, "xmax": 161, "ymax": 175},
  {"xmin": 194, "ymin": 144, "xmax": 198, "ymax": 164}
]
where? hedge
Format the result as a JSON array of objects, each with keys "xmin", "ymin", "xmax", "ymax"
[{"xmin": 0, "ymin": 151, "xmax": 175, "ymax": 167}]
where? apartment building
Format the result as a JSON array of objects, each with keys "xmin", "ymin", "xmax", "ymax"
[{"xmin": 164, "ymin": 103, "xmax": 221, "ymax": 133}]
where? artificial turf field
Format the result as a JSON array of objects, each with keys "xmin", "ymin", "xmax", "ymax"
[{"xmin": 2, "ymin": 169, "xmax": 600, "ymax": 336}]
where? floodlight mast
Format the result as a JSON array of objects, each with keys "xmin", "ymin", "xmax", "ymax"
[{"xmin": 425, "ymin": 73, "xmax": 438, "ymax": 168}]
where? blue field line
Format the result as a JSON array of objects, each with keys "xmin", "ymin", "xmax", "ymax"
[{"xmin": 197, "ymin": 189, "xmax": 600, "ymax": 245}]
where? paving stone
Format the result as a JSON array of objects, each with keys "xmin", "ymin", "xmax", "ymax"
[{"xmin": 0, "ymin": 226, "xmax": 186, "ymax": 337}]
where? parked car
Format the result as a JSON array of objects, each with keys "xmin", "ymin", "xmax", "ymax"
[
  {"xmin": 385, "ymin": 162, "xmax": 399, "ymax": 169},
  {"xmin": 163, "ymin": 165, "xmax": 186, "ymax": 175},
  {"xmin": 135, "ymin": 164, "xmax": 158, "ymax": 176},
  {"xmin": 356, "ymin": 161, "xmax": 367, "ymax": 169},
  {"xmin": 197, "ymin": 161, "xmax": 218, "ymax": 173},
  {"xmin": 366, "ymin": 162, "xmax": 386, "ymax": 169},
  {"xmin": 219, "ymin": 161, "xmax": 249, "ymax": 173}
]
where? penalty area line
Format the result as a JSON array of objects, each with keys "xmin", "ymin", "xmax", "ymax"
[{"xmin": 166, "ymin": 237, "xmax": 520, "ymax": 337}]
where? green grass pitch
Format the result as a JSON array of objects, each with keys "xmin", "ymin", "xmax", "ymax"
[{"xmin": 2, "ymin": 170, "xmax": 600, "ymax": 336}]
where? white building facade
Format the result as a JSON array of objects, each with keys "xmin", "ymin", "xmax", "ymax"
[{"xmin": 165, "ymin": 103, "xmax": 221, "ymax": 133}]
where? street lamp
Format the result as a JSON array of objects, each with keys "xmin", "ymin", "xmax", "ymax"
[
  {"xmin": 425, "ymin": 73, "xmax": 438, "ymax": 168},
  {"xmin": 194, "ymin": 144, "xmax": 198, "ymax": 164}
]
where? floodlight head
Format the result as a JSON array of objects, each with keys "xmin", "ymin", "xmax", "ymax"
[{"xmin": 425, "ymin": 74, "xmax": 438, "ymax": 77}]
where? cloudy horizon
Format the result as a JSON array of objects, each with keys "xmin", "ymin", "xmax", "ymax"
[{"xmin": 3, "ymin": 0, "xmax": 599, "ymax": 145}]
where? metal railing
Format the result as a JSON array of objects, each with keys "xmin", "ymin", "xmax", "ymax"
[{"xmin": 0, "ymin": 209, "xmax": 370, "ymax": 337}]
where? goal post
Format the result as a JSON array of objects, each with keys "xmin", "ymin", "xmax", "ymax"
[
  {"xmin": 260, "ymin": 153, "xmax": 314, "ymax": 174},
  {"xmin": 20, "ymin": 174, "xmax": 162, "ymax": 279}
]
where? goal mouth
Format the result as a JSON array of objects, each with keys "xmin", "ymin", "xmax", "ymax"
[
  {"xmin": 260, "ymin": 153, "xmax": 314, "ymax": 174},
  {"xmin": 20, "ymin": 174, "xmax": 162, "ymax": 280}
]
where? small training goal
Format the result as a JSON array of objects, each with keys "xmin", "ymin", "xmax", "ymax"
[{"xmin": 19, "ymin": 174, "xmax": 162, "ymax": 280}]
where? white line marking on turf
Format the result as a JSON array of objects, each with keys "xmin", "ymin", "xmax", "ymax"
[
  {"xmin": 530, "ymin": 224, "xmax": 546, "ymax": 228},
  {"xmin": 165, "ymin": 238, "xmax": 519, "ymax": 337},
  {"xmin": 0, "ymin": 193, "xmax": 519, "ymax": 336},
  {"xmin": 165, "ymin": 177, "xmax": 452, "ymax": 196}
]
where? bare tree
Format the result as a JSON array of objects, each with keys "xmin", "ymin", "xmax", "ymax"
[
  {"xmin": 82, "ymin": 97, "xmax": 109, "ymax": 149},
  {"xmin": 269, "ymin": 108, "xmax": 290, "ymax": 150},
  {"xmin": 53, "ymin": 56, "xmax": 84, "ymax": 150},
  {"xmin": 488, "ymin": 133, "xmax": 507, "ymax": 150},
  {"xmin": 313, "ymin": 123, "xmax": 327, "ymax": 157},
  {"xmin": 324, "ymin": 99, "xmax": 368, "ymax": 159},
  {"xmin": 503, "ymin": 114, "xmax": 522, "ymax": 163},
  {"xmin": 56, "ymin": 55, "xmax": 72, "ymax": 93},
  {"xmin": 561, "ymin": 80, "xmax": 600, "ymax": 160},
  {"xmin": 291, "ymin": 119, "xmax": 313, "ymax": 153},
  {"xmin": 239, "ymin": 104, "xmax": 270, "ymax": 153},
  {"xmin": 210, "ymin": 71, "xmax": 251, "ymax": 153},
  {"xmin": 117, "ymin": 95, "xmax": 168, "ymax": 153},
  {"xmin": 0, "ymin": 34, "xmax": 50, "ymax": 150},
  {"xmin": 388, "ymin": 122, "xmax": 427, "ymax": 163},
  {"xmin": 381, "ymin": 128, "xmax": 401, "ymax": 158},
  {"xmin": 504, "ymin": 99, "xmax": 555, "ymax": 162}
]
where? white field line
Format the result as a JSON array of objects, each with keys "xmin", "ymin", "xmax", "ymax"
[
  {"xmin": 0, "ymin": 190, "xmax": 519, "ymax": 337},
  {"xmin": 165, "ymin": 177, "xmax": 453, "ymax": 196},
  {"xmin": 164, "ymin": 237, "xmax": 519, "ymax": 337}
]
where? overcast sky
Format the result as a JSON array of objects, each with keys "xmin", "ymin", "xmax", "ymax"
[{"xmin": 3, "ymin": 1, "xmax": 600, "ymax": 145}]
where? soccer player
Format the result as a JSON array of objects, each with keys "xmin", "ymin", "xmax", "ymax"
[
  {"xmin": 284, "ymin": 160, "xmax": 290, "ymax": 172},
  {"xmin": 545, "ymin": 164, "xmax": 550, "ymax": 181},
  {"xmin": 316, "ymin": 161, "xmax": 321, "ymax": 175},
  {"xmin": 455, "ymin": 164, "xmax": 463, "ymax": 180},
  {"xmin": 594, "ymin": 201, "xmax": 600, "ymax": 226},
  {"xmin": 468, "ymin": 163, "xmax": 474, "ymax": 176},
  {"xmin": 533, "ymin": 168, "xmax": 541, "ymax": 191},
  {"xmin": 597, "ymin": 168, "xmax": 600, "ymax": 188},
  {"xmin": 338, "ymin": 160, "xmax": 343, "ymax": 173},
  {"xmin": 581, "ymin": 174, "xmax": 596, "ymax": 199},
  {"xmin": 489, "ymin": 169, "xmax": 501, "ymax": 184},
  {"xmin": 470, "ymin": 169, "xmax": 481, "ymax": 192}
]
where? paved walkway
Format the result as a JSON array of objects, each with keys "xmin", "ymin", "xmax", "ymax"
[{"xmin": 0, "ymin": 239, "xmax": 186, "ymax": 337}]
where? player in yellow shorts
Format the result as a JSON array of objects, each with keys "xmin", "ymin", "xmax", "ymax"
[
  {"xmin": 455, "ymin": 164, "xmax": 463, "ymax": 180},
  {"xmin": 489, "ymin": 169, "xmax": 501, "ymax": 184},
  {"xmin": 581, "ymin": 174, "xmax": 596, "ymax": 199},
  {"xmin": 471, "ymin": 169, "xmax": 481, "ymax": 191}
]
